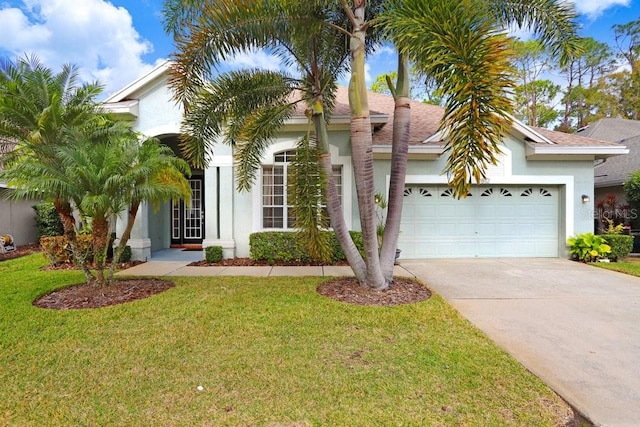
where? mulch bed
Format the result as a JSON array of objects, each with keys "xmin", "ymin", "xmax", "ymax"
[
  {"xmin": 33, "ymin": 278, "xmax": 175, "ymax": 310},
  {"xmin": 8, "ymin": 245, "xmax": 430, "ymax": 308},
  {"xmin": 0, "ymin": 243, "xmax": 41, "ymax": 261},
  {"xmin": 317, "ymin": 276, "xmax": 431, "ymax": 306}
]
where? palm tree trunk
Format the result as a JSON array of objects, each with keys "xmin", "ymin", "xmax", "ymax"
[
  {"xmin": 380, "ymin": 54, "xmax": 411, "ymax": 281},
  {"xmin": 92, "ymin": 216, "xmax": 110, "ymax": 286},
  {"xmin": 311, "ymin": 99, "xmax": 367, "ymax": 282},
  {"xmin": 107, "ymin": 203, "xmax": 139, "ymax": 283},
  {"xmin": 346, "ymin": 0, "xmax": 387, "ymax": 290},
  {"xmin": 53, "ymin": 198, "xmax": 94, "ymax": 283}
]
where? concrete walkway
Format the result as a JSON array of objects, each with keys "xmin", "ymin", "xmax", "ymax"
[
  {"xmin": 400, "ymin": 258, "xmax": 640, "ymax": 427},
  {"xmin": 116, "ymin": 259, "xmax": 413, "ymax": 278},
  {"xmin": 117, "ymin": 254, "xmax": 640, "ymax": 426}
]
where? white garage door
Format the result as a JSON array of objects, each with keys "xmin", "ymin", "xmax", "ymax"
[{"xmin": 398, "ymin": 185, "xmax": 559, "ymax": 258}]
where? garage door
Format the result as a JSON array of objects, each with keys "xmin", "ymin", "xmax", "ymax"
[{"xmin": 398, "ymin": 185, "xmax": 559, "ymax": 258}]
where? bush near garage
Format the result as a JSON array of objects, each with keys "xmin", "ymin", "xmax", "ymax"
[
  {"xmin": 250, "ymin": 231, "xmax": 364, "ymax": 265},
  {"xmin": 567, "ymin": 233, "xmax": 611, "ymax": 262},
  {"xmin": 601, "ymin": 234, "xmax": 634, "ymax": 262}
]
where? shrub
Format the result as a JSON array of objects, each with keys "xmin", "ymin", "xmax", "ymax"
[
  {"xmin": 567, "ymin": 233, "xmax": 611, "ymax": 262},
  {"xmin": 601, "ymin": 234, "xmax": 634, "ymax": 262},
  {"xmin": 117, "ymin": 246, "xmax": 132, "ymax": 263},
  {"xmin": 40, "ymin": 234, "xmax": 93, "ymax": 265},
  {"xmin": 32, "ymin": 202, "xmax": 64, "ymax": 237},
  {"xmin": 250, "ymin": 231, "xmax": 364, "ymax": 264},
  {"xmin": 205, "ymin": 246, "xmax": 223, "ymax": 263}
]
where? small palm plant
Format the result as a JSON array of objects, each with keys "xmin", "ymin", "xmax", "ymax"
[{"xmin": 567, "ymin": 233, "xmax": 611, "ymax": 262}]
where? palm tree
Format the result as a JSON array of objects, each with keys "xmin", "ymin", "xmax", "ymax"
[
  {"xmin": 105, "ymin": 131, "xmax": 192, "ymax": 283},
  {"xmin": 164, "ymin": 0, "xmax": 580, "ymax": 290},
  {"xmin": 0, "ymin": 56, "xmax": 103, "ymax": 281},
  {"xmin": 164, "ymin": 0, "xmax": 383, "ymax": 282}
]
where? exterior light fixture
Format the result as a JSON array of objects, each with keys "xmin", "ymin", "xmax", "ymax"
[{"xmin": 581, "ymin": 194, "xmax": 590, "ymax": 204}]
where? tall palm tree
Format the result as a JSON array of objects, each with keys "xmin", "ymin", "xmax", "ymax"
[
  {"xmin": 164, "ymin": 0, "xmax": 580, "ymax": 290},
  {"xmin": 164, "ymin": 0, "xmax": 384, "ymax": 283},
  {"xmin": 0, "ymin": 56, "xmax": 103, "ymax": 280}
]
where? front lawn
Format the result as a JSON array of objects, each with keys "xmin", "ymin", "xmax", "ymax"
[
  {"xmin": 592, "ymin": 258, "xmax": 640, "ymax": 277},
  {"xmin": 1, "ymin": 254, "xmax": 574, "ymax": 426}
]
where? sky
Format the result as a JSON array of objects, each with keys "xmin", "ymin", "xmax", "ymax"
[{"xmin": 0, "ymin": 0, "xmax": 639, "ymax": 98}]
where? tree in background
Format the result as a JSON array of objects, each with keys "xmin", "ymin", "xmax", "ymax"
[
  {"xmin": 370, "ymin": 68, "xmax": 444, "ymax": 106},
  {"xmin": 510, "ymin": 39, "xmax": 554, "ymax": 127},
  {"xmin": 514, "ymin": 79, "xmax": 560, "ymax": 128},
  {"xmin": 556, "ymin": 37, "xmax": 615, "ymax": 131}
]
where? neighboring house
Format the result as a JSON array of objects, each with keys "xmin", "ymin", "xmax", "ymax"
[
  {"xmin": 0, "ymin": 139, "xmax": 39, "ymax": 245},
  {"xmin": 103, "ymin": 62, "xmax": 627, "ymax": 260},
  {"xmin": 580, "ymin": 118, "xmax": 640, "ymax": 204}
]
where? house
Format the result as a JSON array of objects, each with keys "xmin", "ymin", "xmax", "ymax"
[
  {"xmin": 103, "ymin": 62, "xmax": 627, "ymax": 260},
  {"xmin": 580, "ymin": 118, "xmax": 640, "ymax": 204}
]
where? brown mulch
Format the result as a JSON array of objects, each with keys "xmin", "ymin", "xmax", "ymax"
[
  {"xmin": 10, "ymin": 245, "xmax": 429, "ymax": 308},
  {"xmin": 317, "ymin": 276, "xmax": 431, "ymax": 306},
  {"xmin": 33, "ymin": 278, "xmax": 175, "ymax": 310},
  {"xmin": 0, "ymin": 243, "xmax": 41, "ymax": 261}
]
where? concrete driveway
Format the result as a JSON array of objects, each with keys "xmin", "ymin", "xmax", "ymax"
[{"xmin": 400, "ymin": 258, "xmax": 640, "ymax": 427}]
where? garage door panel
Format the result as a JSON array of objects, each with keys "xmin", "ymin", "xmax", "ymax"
[{"xmin": 399, "ymin": 185, "xmax": 559, "ymax": 258}]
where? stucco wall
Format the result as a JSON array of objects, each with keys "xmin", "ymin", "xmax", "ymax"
[{"xmin": 0, "ymin": 189, "xmax": 39, "ymax": 244}]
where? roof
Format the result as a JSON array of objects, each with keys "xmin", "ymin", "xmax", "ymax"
[
  {"xmin": 578, "ymin": 118, "xmax": 640, "ymax": 142},
  {"xmin": 594, "ymin": 135, "xmax": 640, "ymax": 187},
  {"xmin": 577, "ymin": 118, "xmax": 640, "ymax": 187},
  {"xmin": 102, "ymin": 61, "xmax": 625, "ymax": 159}
]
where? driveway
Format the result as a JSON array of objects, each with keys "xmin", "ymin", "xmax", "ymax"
[{"xmin": 400, "ymin": 258, "xmax": 640, "ymax": 427}]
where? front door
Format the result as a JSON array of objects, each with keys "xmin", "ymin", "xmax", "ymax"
[{"xmin": 171, "ymin": 178, "xmax": 204, "ymax": 245}]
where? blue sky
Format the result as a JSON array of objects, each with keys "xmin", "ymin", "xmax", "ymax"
[{"xmin": 0, "ymin": 0, "xmax": 638, "ymax": 97}]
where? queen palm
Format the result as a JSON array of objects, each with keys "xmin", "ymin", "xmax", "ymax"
[{"xmin": 164, "ymin": 0, "xmax": 579, "ymax": 290}]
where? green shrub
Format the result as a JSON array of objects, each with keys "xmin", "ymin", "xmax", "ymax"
[
  {"xmin": 205, "ymin": 246, "xmax": 223, "ymax": 263},
  {"xmin": 40, "ymin": 234, "xmax": 93, "ymax": 265},
  {"xmin": 117, "ymin": 246, "xmax": 132, "ymax": 263},
  {"xmin": 32, "ymin": 202, "xmax": 64, "ymax": 237},
  {"xmin": 601, "ymin": 234, "xmax": 634, "ymax": 261},
  {"xmin": 567, "ymin": 233, "xmax": 611, "ymax": 262},
  {"xmin": 250, "ymin": 231, "xmax": 364, "ymax": 264}
]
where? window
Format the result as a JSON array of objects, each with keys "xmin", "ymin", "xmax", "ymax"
[{"xmin": 262, "ymin": 150, "xmax": 342, "ymax": 229}]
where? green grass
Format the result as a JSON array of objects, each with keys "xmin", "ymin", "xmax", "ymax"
[
  {"xmin": 592, "ymin": 258, "xmax": 640, "ymax": 276},
  {"xmin": 0, "ymin": 254, "xmax": 572, "ymax": 426}
]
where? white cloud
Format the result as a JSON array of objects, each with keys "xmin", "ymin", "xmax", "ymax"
[
  {"xmin": 0, "ymin": 0, "xmax": 163, "ymax": 97},
  {"xmin": 223, "ymin": 48, "xmax": 283, "ymax": 72},
  {"xmin": 570, "ymin": 0, "xmax": 631, "ymax": 19}
]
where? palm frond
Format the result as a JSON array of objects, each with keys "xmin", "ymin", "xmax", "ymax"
[
  {"xmin": 380, "ymin": 0, "xmax": 514, "ymax": 197},
  {"xmin": 488, "ymin": 0, "xmax": 581, "ymax": 65},
  {"xmin": 180, "ymin": 69, "xmax": 297, "ymax": 185},
  {"xmin": 289, "ymin": 134, "xmax": 332, "ymax": 262}
]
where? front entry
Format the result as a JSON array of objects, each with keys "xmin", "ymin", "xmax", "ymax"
[{"xmin": 171, "ymin": 178, "xmax": 204, "ymax": 245}]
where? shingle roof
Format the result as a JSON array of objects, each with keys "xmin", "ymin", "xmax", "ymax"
[
  {"xmin": 532, "ymin": 126, "xmax": 622, "ymax": 147},
  {"xmin": 322, "ymin": 87, "xmax": 621, "ymax": 148},
  {"xmin": 578, "ymin": 118, "xmax": 640, "ymax": 142},
  {"xmin": 594, "ymin": 135, "xmax": 640, "ymax": 187}
]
